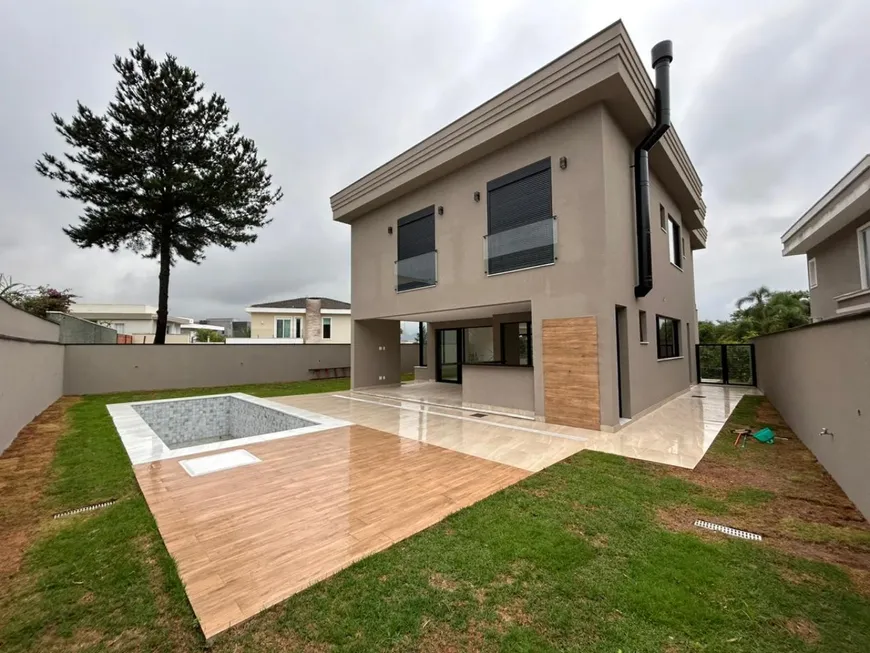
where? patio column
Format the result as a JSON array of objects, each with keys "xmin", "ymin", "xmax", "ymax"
[{"xmin": 351, "ymin": 319, "xmax": 401, "ymax": 389}]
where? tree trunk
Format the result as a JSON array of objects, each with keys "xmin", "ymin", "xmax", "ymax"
[{"xmin": 154, "ymin": 232, "xmax": 172, "ymax": 345}]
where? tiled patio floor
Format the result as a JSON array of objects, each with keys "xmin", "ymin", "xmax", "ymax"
[
  {"xmin": 275, "ymin": 384, "xmax": 758, "ymax": 470},
  {"xmin": 134, "ymin": 425, "xmax": 527, "ymax": 638},
  {"xmin": 130, "ymin": 383, "xmax": 756, "ymax": 639}
]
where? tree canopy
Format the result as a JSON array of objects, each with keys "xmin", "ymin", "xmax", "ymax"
[
  {"xmin": 700, "ymin": 286, "xmax": 811, "ymax": 343},
  {"xmin": 36, "ymin": 44, "xmax": 282, "ymax": 343}
]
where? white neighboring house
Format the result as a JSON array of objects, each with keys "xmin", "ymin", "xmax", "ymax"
[
  {"xmin": 236, "ymin": 297, "xmax": 351, "ymax": 344},
  {"xmin": 68, "ymin": 303, "xmax": 203, "ymax": 343}
]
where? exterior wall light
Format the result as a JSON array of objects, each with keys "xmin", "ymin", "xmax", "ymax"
[
  {"xmin": 559, "ymin": 156, "xmax": 568, "ymax": 170},
  {"xmin": 387, "ymin": 226, "xmax": 393, "ymax": 234},
  {"xmin": 473, "ymin": 191, "xmax": 480, "ymax": 202},
  {"xmin": 437, "ymin": 206, "xmax": 444, "ymax": 215}
]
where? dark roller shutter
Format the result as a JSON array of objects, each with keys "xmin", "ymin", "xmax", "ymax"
[
  {"xmin": 486, "ymin": 158, "xmax": 553, "ymax": 274},
  {"xmin": 397, "ymin": 206, "xmax": 435, "ymax": 260},
  {"xmin": 397, "ymin": 205, "xmax": 436, "ymax": 291}
]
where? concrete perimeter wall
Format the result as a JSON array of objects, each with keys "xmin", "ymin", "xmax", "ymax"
[
  {"xmin": 754, "ymin": 311, "xmax": 870, "ymax": 519},
  {"xmin": 65, "ymin": 342, "xmax": 420, "ymax": 395},
  {"xmin": 0, "ymin": 299, "xmax": 64, "ymax": 453},
  {"xmin": 1, "ymin": 298, "xmax": 419, "ymax": 452}
]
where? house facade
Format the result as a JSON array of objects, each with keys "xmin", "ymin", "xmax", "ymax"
[
  {"xmin": 67, "ymin": 304, "xmax": 195, "ymax": 343},
  {"xmin": 244, "ymin": 297, "xmax": 351, "ymax": 343},
  {"xmin": 781, "ymin": 154, "xmax": 870, "ymax": 320},
  {"xmin": 331, "ymin": 22, "xmax": 706, "ymax": 431}
]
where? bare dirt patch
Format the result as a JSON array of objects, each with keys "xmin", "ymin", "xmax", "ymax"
[
  {"xmin": 429, "ymin": 572, "xmax": 460, "ymax": 592},
  {"xmin": 0, "ymin": 398, "xmax": 77, "ymax": 581},
  {"xmin": 496, "ymin": 599, "xmax": 532, "ymax": 628},
  {"xmin": 655, "ymin": 397, "xmax": 870, "ymax": 590},
  {"xmin": 416, "ymin": 620, "xmax": 488, "ymax": 653},
  {"xmin": 784, "ymin": 617, "xmax": 820, "ymax": 645}
]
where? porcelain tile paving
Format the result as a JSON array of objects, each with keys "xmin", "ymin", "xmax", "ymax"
[
  {"xmin": 133, "ymin": 425, "xmax": 528, "ymax": 639},
  {"xmin": 274, "ymin": 383, "xmax": 758, "ymax": 470}
]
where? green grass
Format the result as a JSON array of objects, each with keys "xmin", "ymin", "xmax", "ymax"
[{"xmin": 2, "ymin": 389, "xmax": 869, "ymax": 652}]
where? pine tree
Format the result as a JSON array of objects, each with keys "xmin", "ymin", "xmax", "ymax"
[{"xmin": 36, "ymin": 44, "xmax": 282, "ymax": 343}]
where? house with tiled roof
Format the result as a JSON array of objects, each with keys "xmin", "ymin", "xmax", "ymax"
[{"xmin": 243, "ymin": 297, "xmax": 351, "ymax": 343}]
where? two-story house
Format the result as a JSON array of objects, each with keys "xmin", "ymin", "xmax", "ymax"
[
  {"xmin": 244, "ymin": 297, "xmax": 352, "ymax": 343},
  {"xmin": 781, "ymin": 155, "xmax": 870, "ymax": 320},
  {"xmin": 330, "ymin": 21, "xmax": 707, "ymax": 431}
]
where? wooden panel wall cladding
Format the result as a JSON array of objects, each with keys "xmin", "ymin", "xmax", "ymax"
[{"xmin": 542, "ymin": 316, "xmax": 600, "ymax": 430}]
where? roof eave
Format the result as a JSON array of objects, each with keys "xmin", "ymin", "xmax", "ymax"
[{"xmin": 329, "ymin": 21, "xmax": 703, "ymax": 228}]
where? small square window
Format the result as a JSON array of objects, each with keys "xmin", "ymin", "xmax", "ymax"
[
  {"xmin": 808, "ymin": 257, "xmax": 818, "ymax": 289},
  {"xmin": 639, "ymin": 310, "xmax": 648, "ymax": 343},
  {"xmin": 660, "ymin": 204, "xmax": 667, "ymax": 232}
]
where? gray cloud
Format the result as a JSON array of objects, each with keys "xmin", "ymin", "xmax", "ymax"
[{"xmin": 1, "ymin": 0, "xmax": 868, "ymax": 321}]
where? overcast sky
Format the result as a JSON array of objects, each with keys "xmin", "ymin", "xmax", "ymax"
[{"xmin": 2, "ymin": 0, "xmax": 868, "ymax": 321}]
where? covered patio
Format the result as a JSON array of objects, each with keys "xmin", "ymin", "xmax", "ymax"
[{"xmin": 355, "ymin": 301, "xmax": 537, "ymax": 418}]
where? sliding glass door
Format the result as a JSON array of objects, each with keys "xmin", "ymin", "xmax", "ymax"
[{"xmin": 436, "ymin": 329, "xmax": 461, "ymax": 383}]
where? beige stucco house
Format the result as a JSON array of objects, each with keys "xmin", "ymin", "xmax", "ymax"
[
  {"xmin": 68, "ymin": 304, "xmax": 194, "ymax": 343},
  {"xmin": 330, "ymin": 21, "xmax": 707, "ymax": 430},
  {"xmin": 244, "ymin": 297, "xmax": 351, "ymax": 343},
  {"xmin": 782, "ymin": 154, "xmax": 870, "ymax": 320}
]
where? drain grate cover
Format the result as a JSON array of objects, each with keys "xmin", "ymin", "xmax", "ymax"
[
  {"xmin": 469, "ymin": 413, "xmax": 488, "ymax": 418},
  {"xmin": 694, "ymin": 519, "xmax": 762, "ymax": 541},
  {"xmin": 53, "ymin": 499, "xmax": 117, "ymax": 519}
]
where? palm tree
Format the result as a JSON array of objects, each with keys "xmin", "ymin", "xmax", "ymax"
[{"xmin": 736, "ymin": 285, "xmax": 772, "ymax": 313}]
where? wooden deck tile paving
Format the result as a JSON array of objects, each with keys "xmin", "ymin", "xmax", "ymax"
[{"xmin": 133, "ymin": 424, "xmax": 529, "ymax": 639}]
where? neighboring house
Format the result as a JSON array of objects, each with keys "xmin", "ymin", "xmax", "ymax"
[
  {"xmin": 781, "ymin": 154, "xmax": 870, "ymax": 320},
  {"xmin": 68, "ymin": 304, "xmax": 195, "ymax": 343},
  {"xmin": 243, "ymin": 297, "xmax": 351, "ymax": 343},
  {"xmin": 199, "ymin": 318, "xmax": 251, "ymax": 338},
  {"xmin": 179, "ymin": 323, "xmax": 225, "ymax": 341},
  {"xmin": 330, "ymin": 21, "xmax": 707, "ymax": 431}
]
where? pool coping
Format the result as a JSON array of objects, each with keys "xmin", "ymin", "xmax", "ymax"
[{"xmin": 107, "ymin": 393, "xmax": 352, "ymax": 465}]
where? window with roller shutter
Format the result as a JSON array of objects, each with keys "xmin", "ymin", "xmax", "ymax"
[
  {"xmin": 396, "ymin": 205, "xmax": 436, "ymax": 291},
  {"xmin": 486, "ymin": 158, "xmax": 555, "ymax": 275}
]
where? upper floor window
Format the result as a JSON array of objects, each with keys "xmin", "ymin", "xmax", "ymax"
[
  {"xmin": 668, "ymin": 215, "xmax": 682, "ymax": 269},
  {"xmin": 659, "ymin": 204, "xmax": 667, "ymax": 232},
  {"xmin": 396, "ymin": 206, "xmax": 437, "ymax": 292},
  {"xmin": 859, "ymin": 222, "xmax": 870, "ymax": 289},
  {"xmin": 485, "ymin": 158, "xmax": 555, "ymax": 275},
  {"xmin": 322, "ymin": 316, "xmax": 332, "ymax": 339},
  {"xmin": 808, "ymin": 257, "xmax": 818, "ymax": 289}
]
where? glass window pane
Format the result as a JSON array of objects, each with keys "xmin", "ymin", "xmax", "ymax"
[
  {"xmin": 862, "ymin": 228, "xmax": 870, "ymax": 284},
  {"xmin": 501, "ymin": 322, "xmax": 532, "ymax": 366},
  {"xmin": 463, "ymin": 327, "xmax": 494, "ymax": 363}
]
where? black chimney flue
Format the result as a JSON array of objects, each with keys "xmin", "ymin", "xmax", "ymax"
[{"xmin": 634, "ymin": 40, "xmax": 673, "ymax": 298}]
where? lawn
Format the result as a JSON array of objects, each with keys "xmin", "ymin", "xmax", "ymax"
[{"xmin": 1, "ymin": 385, "xmax": 869, "ymax": 652}]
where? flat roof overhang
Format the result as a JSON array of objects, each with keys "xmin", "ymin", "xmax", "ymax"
[
  {"xmin": 365, "ymin": 301, "xmax": 532, "ymax": 324},
  {"xmin": 782, "ymin": 155, "xmax": 870, "ymax": 256},
  {"xmin": 330, "ymin": 21, "xmax": 705, "ymax": 239}
]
